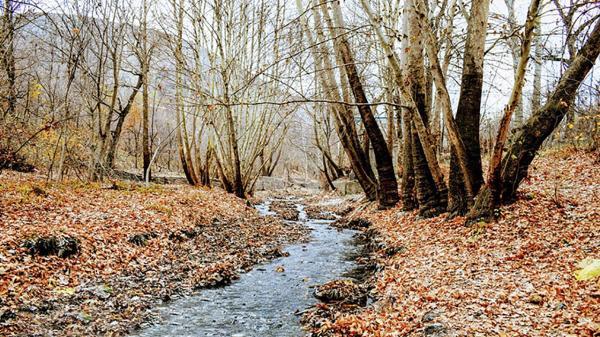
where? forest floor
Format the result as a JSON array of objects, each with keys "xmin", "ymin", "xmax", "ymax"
[
  {"xmin": 0, "ymin": 174, "xmax": 308, "ymax": 336},
  {"xmin": 310, "ymin": 149, "xmax": 599, "ymax": 337}
]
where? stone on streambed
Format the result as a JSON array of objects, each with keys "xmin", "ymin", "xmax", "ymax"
[
  {"xmin": 23, "ymin": 235, "xmax": 80, "ymax": 258},
  {"xmin": 314, "ymin": 279, "xmax": 367, "ymax": 306}
]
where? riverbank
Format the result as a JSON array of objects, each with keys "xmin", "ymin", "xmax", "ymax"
[
  {"xmin": 0, "ymin": 172, "xmax": 307, "ymax": 336},
  {"xmin": 311, "ymin": 150, "xmax": 599, "ymax": 336}
]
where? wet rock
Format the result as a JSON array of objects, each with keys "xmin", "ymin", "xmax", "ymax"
[
  {"xmin": 269, "ymin": 200, "xmax": 300, "ymax": 221},
  {"xmin": 264, "ymin": 247, "xmax": 289, "ymax": 259},
  {"xmin": 424, "ymin": 323, "xmax": 447, "ymax": 336},
  {"xmin": 23, "ymin": 235, "xmax": 80, "ymax": 258},
  {"xmin": 128, "ymin": 232, "xmax": 157, "ymax": 246},
  {"xmin": 314, "ymin": 279, "xmax": 367, "ymax": 306},
  {"xmin": 280, "ymin": 209, "xmax": 299, "ymax": 221},
  {"xmin": 18, "ymin": 300, "xmax": 53, "ymax": 314}
]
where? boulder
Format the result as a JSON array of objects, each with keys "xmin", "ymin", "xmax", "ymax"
[{"xmin": 332, "ymin": 178, "xmax": 362, "ymax": 195}]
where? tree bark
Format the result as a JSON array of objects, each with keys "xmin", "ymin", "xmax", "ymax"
[
  {"xmin": 447, "ymin": 0, "xmax": 489, "ymax": 215},
  {"xmin": 402, "ymin": 0, "xmax": 446, "ymax": 216},
  {"xmin": 325, "ymin": 1, "xmax": 399, "ymax": 208},
  {"xmin": 360, "ymin": 0, "xmax": 448, "ymax": 215},
  {"xmin": 486, "ymin": 0, "xmax": 541, "ymax": 207},
  {"xmin": 468, "ymin": 3, "xmax": 599, "ymax": 222},
  {"xmin": 498, "ymin": 20, "xmax": 600, "ymax": 202},
  {"xmin": 106, "ymin": 74, "xmax": 144, "ymax": 169},
  {"xmin": 225, "ymin": 104, "xmax": 244, "ymax": 198},
  {"xmin": 1, "ymin": 0, "xmax": 16, "ymax": 120},
  {"xmin": 140, "ymin": 0, "xmax": 151, "ymax": 182},
  {"xmin": 296, "ymin": 0, "xmax": 377, "ymax": 201},
  {"xmin": 401, "ymin": 109, "xmax": 417, "ymax": 210},
  {"xmin": 531, "ymin": 24, "xmax": 543, "ymax": 114},
  {"xmin": 416, "ymin": 0, "xmax": 479, "ymax": 214}
]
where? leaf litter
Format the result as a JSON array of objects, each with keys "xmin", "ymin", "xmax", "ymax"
[
  {"xmin": 309, "ymin": 151, "xmax": 599, "ymax": 337},
  {"xmin": 0, "ymin": 173, "xmax": 307, "ymax": 336}
]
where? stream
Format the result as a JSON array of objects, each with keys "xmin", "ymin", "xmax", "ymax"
[{"xmin": 134, "ymin": 199, "xmax": 359, "ymax": 337}]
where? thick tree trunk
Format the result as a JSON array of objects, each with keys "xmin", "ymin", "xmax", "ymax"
[
  {"xmin": 326, "ymin": 1, "xmax": 399, "ymax": 208},
  {"xmin": 486, "ymin": 0, "xmax": 541, "ymax": 207},
  {"xmin": 469, "ymin": 16, "xmax": 600, "ymax": 221},
  {"xmin": 403, "ymin": 0, "xmax": 446, "ymax": 216},
  {"xmin": 447, "ymin": 0, "xmax": 489, "ymax": 215},
  {"xmin": 360, "ymin": 0, "xmax": 447, "ymax": 216},
  {"xmin": 499, "ymin": 20, "xmax": 600, "ymax": 201},
  {"xmin": 416, "ymin": 0, "xmax": 480, "ymax": 214},
  {"xmin": 296, "ymin": 0, "xmax": 377, "ymax": 201}
]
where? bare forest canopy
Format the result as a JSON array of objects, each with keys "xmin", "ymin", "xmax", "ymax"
[{"xmin": 1, "ymin": 0, "xmax": 598, "ymax": 216}]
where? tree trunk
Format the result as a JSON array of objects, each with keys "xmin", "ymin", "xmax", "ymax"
[
  {"xmin": 499, "ymin": 20, "xmax": 600, "ymax": 201},
  {"xmin": 106, "ymin": 74, "xmax": 143, "ymax": 169},
  {"xmin": 416, "ymin": 0, "xmax": 480, "ymax": 214},
  {"xmin": 447, "ymin": 0, "xmax": 490, "ymax": 215},
  {"xmin": 401, "ymin": 109, "xmax": 417, "ymax": 210},
  {"xmin": 504, "ymin": 0, "xmax": 525, "ymax": 128},
  {"xmin": 486, "ymin": 0, "xmax": 541, "ymax": 208},
  {"xmin": 531, "ymin": 24, "xmax": 543, "ymax": 114},
  {"xmin": 360, "ymin": 0, "xmax": 447, "ymax": 215},
  {"xmin": 326, "ymin": 0, "xmax": 399, "ymax": 208},
  {"xmin": 1, "ymin": 0, "xmax": 16, "ymax": 120},
  {"xmin": 403, "ymin": 0, "xmax": 446, "ymax": 216},
  {"xmin": 468, "ymin": 4, "xmax": 599, "ymax": 222},
  {"xmin": 141, "ymin": 0, "xmax": 151, "ymax": 182},
  {"xmin": 296, "ymin": 0, "xmax": 377, "ymax": 201}
]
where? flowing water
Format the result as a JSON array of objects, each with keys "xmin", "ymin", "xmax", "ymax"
[{"xmin": 134, "ymin": 199, "xmax": 358, "ymax": 337}]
